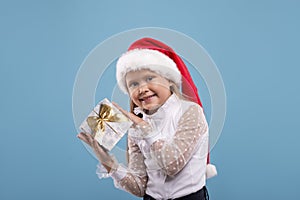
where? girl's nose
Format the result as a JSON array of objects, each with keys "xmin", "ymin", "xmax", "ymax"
[{"xmin": 138, "ymin": 83, "xmax": 149, "ymax": 94}]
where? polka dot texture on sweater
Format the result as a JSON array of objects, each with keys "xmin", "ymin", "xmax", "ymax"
[
  {"xmin": 117, "ymin": 137, "xmax": 148, "ymax": 197},
  {"xmin": 112, "ymin": 105, "xmax": 208, "ymax": 196},
  {"xmin": 150, "ymin": 105, "xmax": 208, "ymax": 176}
]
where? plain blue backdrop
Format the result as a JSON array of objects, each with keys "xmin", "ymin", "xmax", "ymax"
[{"xmin": 1, "ymin": 0, "xmax": 299, "ymax": 199}]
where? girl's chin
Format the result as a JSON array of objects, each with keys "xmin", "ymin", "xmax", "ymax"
[{"xmin": 142, "ymin": 105, "xmax": 161, "ymax": 115}]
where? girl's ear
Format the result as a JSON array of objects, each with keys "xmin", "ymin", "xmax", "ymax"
[
  {"xmin": 169, "ymin": 80, "xmax": 175, "ymax": 91},
  {"xmin": 169, "ymin": 84, "xmax": 174, "ymax": 94},
  {"xmin": 168, "ymin": 80, "xmax": 173, "ymax": 89}
]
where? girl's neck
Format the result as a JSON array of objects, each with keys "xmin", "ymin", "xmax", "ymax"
[{"xmin": 143, "ymin": 107, "xmax": 159, "ymax": 115}]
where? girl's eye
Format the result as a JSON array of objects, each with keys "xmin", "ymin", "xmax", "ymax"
[
  {"xmin": 146, "ymin": 76, "xmax": 154, "ymax": 82},
  {"xmin": 129, "ymin": 82, "xmax": 139, "ymax": 88}
]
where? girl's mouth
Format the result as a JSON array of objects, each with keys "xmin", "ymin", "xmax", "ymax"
[{"xmin": 139, "ymin": 94, "xmax": 156, "ymax": 102}]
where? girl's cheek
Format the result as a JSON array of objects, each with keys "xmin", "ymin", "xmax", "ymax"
[
  {"xmin": 128, "ymin": 89, "xmax": 137, "ymax": 96},
  {"xmin": 130, "ymin": 92, "xmax": 139, "ymax": 103},
  {"xmin": 132, "ymin": 99, "xmax": 141, "ymax": 107}
]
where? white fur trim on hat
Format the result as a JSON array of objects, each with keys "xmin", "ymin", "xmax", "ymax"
[
  {"xmin": 116, "ymin": 49, "xmax": 181, "ymax": 93},
  {"xmin": 206, "ymin": 163, "xmax": 217, "ymax": 179}
]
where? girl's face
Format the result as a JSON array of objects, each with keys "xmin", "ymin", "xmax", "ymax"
[{"xmin": 125, "ymin": 69, "xmax": 172, "ymax": 114}]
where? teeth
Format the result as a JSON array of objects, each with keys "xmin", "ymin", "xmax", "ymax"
[{"xmin": 140, "ymin": 94, "xmax": 155, "ymax": 101}]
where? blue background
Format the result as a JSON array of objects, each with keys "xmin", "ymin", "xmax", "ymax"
[{"xmin": 1, "ymin": 0, "xmax": 299, "ymax": 199}]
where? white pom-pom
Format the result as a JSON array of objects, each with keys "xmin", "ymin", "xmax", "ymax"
[{"xmin": 206, "ymin": 163, "xmax": 217, "ymax": 179}]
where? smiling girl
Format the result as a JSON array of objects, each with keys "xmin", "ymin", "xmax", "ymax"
[{"xmin": 78, "ymin": 37, "xmax": 217, "ymax": 200}]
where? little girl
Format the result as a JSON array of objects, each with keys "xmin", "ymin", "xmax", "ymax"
[{"xmin": 78, "ymin": 37, "xmax": 217, "ymax": 200}]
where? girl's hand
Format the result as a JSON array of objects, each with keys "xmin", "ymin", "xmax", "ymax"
[
  {"xmin": 112, "ymin": 102, "xmax": 153, "ymax": 138},
  {"xmin": 112, "ymin": 102, "xmax": 145, "ymax": 125},
  {"xmin": 77, "ymin": 132, "xmax": 115, "ymax": 172}
]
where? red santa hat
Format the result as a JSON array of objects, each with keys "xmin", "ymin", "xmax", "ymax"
[{"xmin": 116, "ymin": 37, "xmax": 217, "ymax": 179}]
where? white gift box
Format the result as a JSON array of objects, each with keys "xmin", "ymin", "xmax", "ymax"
[{"xmin": 80, "ymin": 99, "xmax": 132, "ymax": 151}]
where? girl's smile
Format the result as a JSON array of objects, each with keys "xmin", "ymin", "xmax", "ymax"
[{"xmin": 139, "ymin": 94, "xmax": 156, "ymax": 102}]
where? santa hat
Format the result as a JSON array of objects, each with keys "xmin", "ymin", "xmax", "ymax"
[{"xmin": 116, "ymin": 37, "xmax": 217, "ymax": 179}]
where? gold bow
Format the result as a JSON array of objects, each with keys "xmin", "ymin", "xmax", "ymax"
[{"xmin": 87, "ymin": 103, "xmax": 128, "ymax": 137}]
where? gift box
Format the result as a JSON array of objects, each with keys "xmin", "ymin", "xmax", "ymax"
[{"xmin": 80, "ymin": 99, "xmax": 133, "ymax": 151}]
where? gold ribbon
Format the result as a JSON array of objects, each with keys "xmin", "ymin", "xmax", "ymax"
[{"xmin": 87, "ymin": 103, "xmax": 128, "ymax": 137}]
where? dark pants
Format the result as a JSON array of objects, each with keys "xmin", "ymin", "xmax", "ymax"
[{"xmin": 143, "ymin": 186, "xmax": 209, "ymax": 200}]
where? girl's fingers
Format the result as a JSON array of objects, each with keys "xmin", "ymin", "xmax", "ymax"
[
  {"xmin": 77, "ymin": 132, "xmax": 96, "ymax": 147},
  {"xmin": 92, "ymin": 139, "xmax": 101, "ymax": 150},
  {"xmin": 92, "ymin": 140, "xmax": 108, "ymax": 155},
  {"xmin": 92, "ymin": 140, "xmax": 101, "ymax": 154},
  {"xmin": 112, "ymin": 102, "xmax": 144, "ymax": 124},
  {"xmin": 112, "ymin": 102, "xmax": 138, "ymax": 121},
  {"xmin": 92, "ymin": 140, "xmax": 110, "ymax": 163},
  {"xmin": 79, "ymin": 133, "xmax": 113, "ymax": 169},
  {"xmin": 77, "ymin": 132, "xmax": 92, "ymax": 146},
  {"xmin": 127, "ymin": 112, "xmax": 144, "ymax": 124},
  {"xmin": 112, "ymin": 102, "xmax": 129, "ymax": 117},
  {"xmin": 85, "ymin": 133, "xmax": 94, "ymax": 144}
]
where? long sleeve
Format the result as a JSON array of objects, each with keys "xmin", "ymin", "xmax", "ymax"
[
  {"xmin": 148, "ymin": 104, "xmax": 208, "ymax": 176},
  {"xmin": 110, "ymin": 136, "xmax": 148, "ymax": 197}
]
